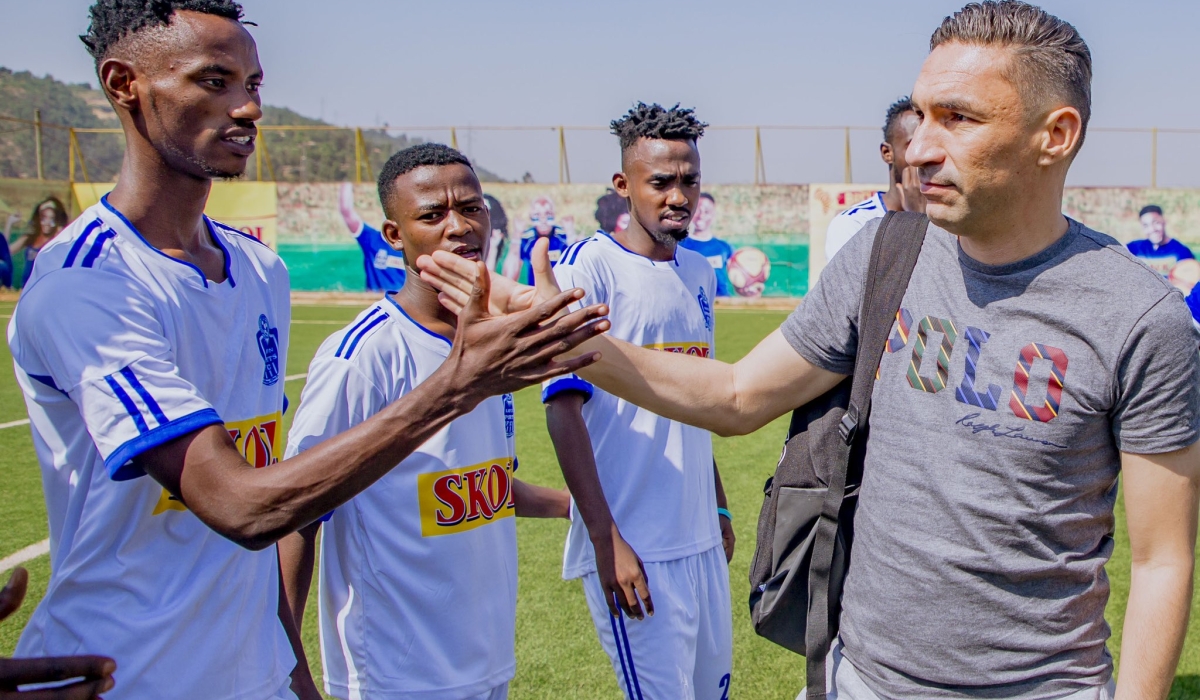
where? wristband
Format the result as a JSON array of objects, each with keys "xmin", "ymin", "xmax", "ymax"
[{"xmin": 717, "ymin": 508, "xmax": 732, "ymax": 521}]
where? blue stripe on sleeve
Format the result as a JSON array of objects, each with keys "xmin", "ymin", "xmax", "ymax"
[
  {"xmin": 567, "ymin": 238, "xmax": 592, "ymax": 266},
  {"xmin": 104, "ymin": 374, "xmax": 149, "ymax": 434},
  {"xmin": 336, "ymin": 307, "xmax": 382, "ymax": 358},
  {"xmin": 119, "ymin": 366, "xmax": 169, "ymax": 427},
  {"xmin": 342, "ymin": 313, "xmax": 389, "ymax": 360},
  {"xmin": 105, "ymin": 408, "xmax": 223, "ymax": 481},
  {"xmin": 541, "ymin": 376, "xmax": 594, "ymax": 404},
  {"xmin": 62, "ymin": 220, "xmax": 102, "ymax": 268},
  {"xmin": 80, "ymin": 229, "xmax": 115, "ymax": 268}
]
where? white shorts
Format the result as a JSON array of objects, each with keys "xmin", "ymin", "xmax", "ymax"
[
  {"xmin": 465, "ymin": 682, "xmax": 508, "ymax": 700},
  {"xmin": 796, "ymin": 638, "xmax": 1116, "ymax": 700},
  {"xmin": 582, "ymin": 545, "xmax": 733, "ymax": 700}
]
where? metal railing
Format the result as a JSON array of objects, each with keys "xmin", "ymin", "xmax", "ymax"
[{"xmin": 0, "ymin": 114, "xmax": 1195, "ymax": 187}]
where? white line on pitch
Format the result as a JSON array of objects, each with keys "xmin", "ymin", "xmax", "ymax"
[
  {"xmin": 285, "ymin": 373, "xmax": 308, "ymax": 381},
  {"xmin": 0, "ymin": 539, "xmax": 50, "ymax": 575},
  {"xmin": 0, "ymin": 418, "xmax": 30, "ymax": 430}
]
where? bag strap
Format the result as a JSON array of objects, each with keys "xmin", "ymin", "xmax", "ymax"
[{"xmin": 804, "ymin": 211, "xmax": 929, "ymax": 698}]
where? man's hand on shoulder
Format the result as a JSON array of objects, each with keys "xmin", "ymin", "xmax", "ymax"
[{"xmin": 0, "ymin": 568, "xmax": 116, "ymax": 699}]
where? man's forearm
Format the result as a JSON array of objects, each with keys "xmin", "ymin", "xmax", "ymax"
[
  {"xmin": 160, "ymin": 362, "xmax": 479, "ymax": 550},
  {"xmin": 512, "ymin": 480, "xmax": 570, "ymax": 519},
  {"xmin": 546, "ymin": 397, "xmax": 616, "ymax": 540},
  {"xmin": 279, "ymin": 522, "xmax": 320, "ymax": 627},
  {"xmin": 1116, "ymin": 560, "xmax": 1194, "ymax": 699}
]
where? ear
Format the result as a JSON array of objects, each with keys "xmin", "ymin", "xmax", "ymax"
[
  {"xmin": 99, "ymin": 58, "xmax": 140, "ymax": 112},
  {"xmin": 612, "ymin": 171, "xmax": 630, "ymax": 199},
  {"xmin": 880, "ymin": 141, "xmax": 895, "ymax": 167},
  {"xmin": 1037, "ymin": 106, "xmax": 1084, "ymax": 167},
  {"xmin": 381, "ymin": 220, "xmax": 403, "ymax": 252}
]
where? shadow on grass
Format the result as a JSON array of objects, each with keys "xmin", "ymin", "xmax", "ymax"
[{"xmin": 1171, "ymin": 675, "xmax": 1200, "ymax": 699}]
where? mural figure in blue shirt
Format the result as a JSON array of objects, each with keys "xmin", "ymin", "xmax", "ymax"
[
  {"xmin": 1126, "ymin": 205, "xmax": 1194, "ymax": 279},
  {"xmin": 339, "ymin": 182, "xmax": 406, "ymax": 292},
  {"xmin": 506, "ymin": 195, "xmax": 569, "ymax": 284},
  {"xmin": 679, "ymin": 192, "xmax": 734, "ymax": 296}
]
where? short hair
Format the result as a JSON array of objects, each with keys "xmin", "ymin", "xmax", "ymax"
[
  {"xmin": 882, "ymin": 97, "xmax": 915, "ymax": 142},
  {"xmin": 610, "ymin": 102, "xmax": 708, "ymax": 153},
  {"xmin": 700, "ymin": 192, "xmax": 715, "ymax": 204},
  {"xmin": 930, "ymin": 1, "xmax": 1091, "ymax": 143},
  {"xmin": 81, "ymin": 0, "xmax": 245, "ymax": 66},
  {"xmin": 376, "ymin": 143, "xmax": 474, "ymax": 208},
  {"xmin": 1139, "ymin": 205, "xmax": 1164, "ymax": 218}
]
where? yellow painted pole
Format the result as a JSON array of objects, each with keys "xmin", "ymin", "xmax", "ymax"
[
  {"xmin": 255, "ymin": 136, "xmax": 263, "ymax": 181},
  {"xmin": 1151, "ymin": 127, "xmax": 1158, "ymax": 188},
  {"xmin": 70, "ymin": 129, "xmax": 92, "ymax": 183},
  {"xmin": 259, "ymin": 133, "xmax": 277, "ymax": 181},
  {"xmin": 844, "ymin": 127, "xmax": 852, "ymax": 183},
  {"xmin": 34, "ymin": 109, "xmax": 43, "ymax": 180},
  {"xmin": 754, "ymin": 127, "xmax": 766, "ymax": 185},
  {"xmin": 558, "ymin": 127, "xmax": 571, "ymax": 184},
  {"xmin": 68, "ymin": 128, "xmax": 75, "ymax": 183},
  {"xmin": 354, "ymin": 128, "xmax": 365, "ymax": 183},
  {"xmin": 450, "ymin": 127, "xmax": 458, "ymax": 150}
]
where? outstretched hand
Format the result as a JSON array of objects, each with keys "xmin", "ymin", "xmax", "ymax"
[
  {"xmin": 0, "ymin": 568, "xmax": 116, "ymax": 699},
  {"xmin": 443, "ymin": 254, "xmax": 608, "ymax": 406},
  {"xmin": 418, "ymin": 237, "xmax": 564, "ymax": 316}
]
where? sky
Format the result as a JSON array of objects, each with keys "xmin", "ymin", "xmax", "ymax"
[{"xmin": 1, "ymin": 0, "xmax": 1197, "ymax": 186}]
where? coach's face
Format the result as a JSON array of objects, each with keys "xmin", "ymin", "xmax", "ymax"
[
  {"xmin": 615, "ymin": 138, "xmax": 701, "ymax": 245},
  {"xmin": 907, "ymin": 42, "xmax": 1079, "ymax": 238},
  {"xmin": 100, "ymin": 11, "xmax": 263, "ymax": 180},
  {"xmin": 381, "ymin": 164, "xmax": 490, "ymax": 269}
]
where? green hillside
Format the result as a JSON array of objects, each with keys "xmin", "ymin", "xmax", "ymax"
[{"xmin": 0, "ymin": 68, "xmax": 503, "ymax": 183}]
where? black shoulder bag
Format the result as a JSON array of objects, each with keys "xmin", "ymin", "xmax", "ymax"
[{"xmin": 747, "ymin": 211, "xmax": 928, "ymax": 698}]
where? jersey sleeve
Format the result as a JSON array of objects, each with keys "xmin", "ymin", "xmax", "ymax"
[
  {"xmin": 541, "ymin": 248, "xmax": 604, "ymax": 404},
  {"xmin": 1111, "ymin": 291, "xmax": 1200, "ymax": 454},
  {"xmin": 355, "ymin": 223, "xmax": 379, "ymax": 255},
  {"xmin": 11, "ymin": 269, "xmax": 222, "ymax": 481},
  {"xmin": 284, "ymin": 355, "xmax": 389, "ymax": 459},
  {"xmin": 825, "ymin": 213, "xmax": 866, "ymax": 263}
]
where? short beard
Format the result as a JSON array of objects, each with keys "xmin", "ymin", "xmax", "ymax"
[{"xmin": 647, "ymin": 227, "xmax": 689, "ymax": 246}]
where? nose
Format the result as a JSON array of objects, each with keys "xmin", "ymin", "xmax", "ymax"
[
  {"xmin": 904, "ymin": 116, "xmax": 939, "ymax": 170},
  {"xmin": 232, "ymin": 88, "xmax": 263, "ymax": 124},
  {"xmin": 444, "ymin": 210, "xmax": 471, "ymax": 238},
  {"xmin": 666, "ymin": 187, "xmax": 688, "ymax": 208}
]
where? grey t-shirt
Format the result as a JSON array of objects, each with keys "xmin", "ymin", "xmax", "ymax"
[{"xmin": 783, "ymin": 218, "xmax": 1200, "ymax": 699}]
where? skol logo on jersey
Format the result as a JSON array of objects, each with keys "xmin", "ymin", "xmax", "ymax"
[
  {"xmin": 645, "ymin": 341, "xmax": 711, "ymax": 358},
  {"xmin": 417, "ymin": 458, "xmax": 516, "ymax": 537},
  {"xmin": 153, "ymin": 412, "xmax": 282, "ymax": 515}
]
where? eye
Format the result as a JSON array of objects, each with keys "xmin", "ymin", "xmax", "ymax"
[
  {"xmin": 203, "ymin": 78, "xmax": 225, "ymax": 89},
  {"xmin": 463, "ymin": 206, "xmax": 482, "ymax": 214},
  {"xmin": 247, "ymin": 82, "xmax": 262, "ymax": 94},
  {"xmin": 949, "ymin": 112, "xmax": 968, "ymax": 123}
]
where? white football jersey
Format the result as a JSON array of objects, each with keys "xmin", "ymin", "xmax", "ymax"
[
  {"xmin": 824, "ymin": 192, "xmax": 887, "ymax": 262},
  {"xmin": 285, "ymin": 295, "xmax": 518, "ymax": 700},
  {"xmin": 8, "ymin": 197, "xmax": 293, "ymax": 699},
  {"xmin": 545, "ymin": 233, "xmax": 720, "ymax": 578}
]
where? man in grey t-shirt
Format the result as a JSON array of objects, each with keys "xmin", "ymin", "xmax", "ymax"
[{"xmin": 414, "ymin": 3, "xmax": 1200, "ymax": 699}]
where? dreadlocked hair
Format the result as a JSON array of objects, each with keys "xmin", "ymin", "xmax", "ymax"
[
  {"xmin": 610, "ymin": 102, "xmax": 708, "ymax": 152},
  {"xmin": 81, "ymin": 0, "xmax": 245, "ymax": 65}
]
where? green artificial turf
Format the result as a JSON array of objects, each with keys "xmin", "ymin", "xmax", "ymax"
[{"xmin": 2, "ymin": 302, "xmax": 1199, "ymax": 699}]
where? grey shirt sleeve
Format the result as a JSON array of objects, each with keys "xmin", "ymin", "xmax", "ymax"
[
  {"xmin": 1112, "ymin": 289, "xmax": 1200, "ymax": 454},
  {"xmin": 780, "ymin": 217, "xmax": 881, "ymax": 375}
]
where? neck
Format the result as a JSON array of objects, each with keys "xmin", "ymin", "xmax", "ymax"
[
  {"xmin": 955, "ymin": 178, "xmax": 1069, "ymax": 266},
  {"xmin": 392, "ymin": 270, "xmax": 458, "ymax": 338},
  {"xmin": 615, "ymin": 217, "xmax": 676, "ymax": 262},
  {"xmin": 107, "ymin": 142, "xmax": 212, "ymax": 252},
  {"xmin": 881, "ymin": 176, "xmax": 903, "ymax": 212}
]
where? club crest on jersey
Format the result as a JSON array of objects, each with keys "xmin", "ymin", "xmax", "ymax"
[
  {"xmin": 697, "ymin": 287, "xmax": 713, "ymax": 331},
  {"xmin": 153, "ymin": 412, "xmax": 282, "ymax": 514},
  {"xmin": 503, "ymin": 394, "xmax": 515, "ymax": 438},
  {"xmin": 418, "ymin": 458, "xmax": 516, "ymax": 537},
  {"xmin": 257, "ymin": 314, "xmax": 280, "ymax": 386}
]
